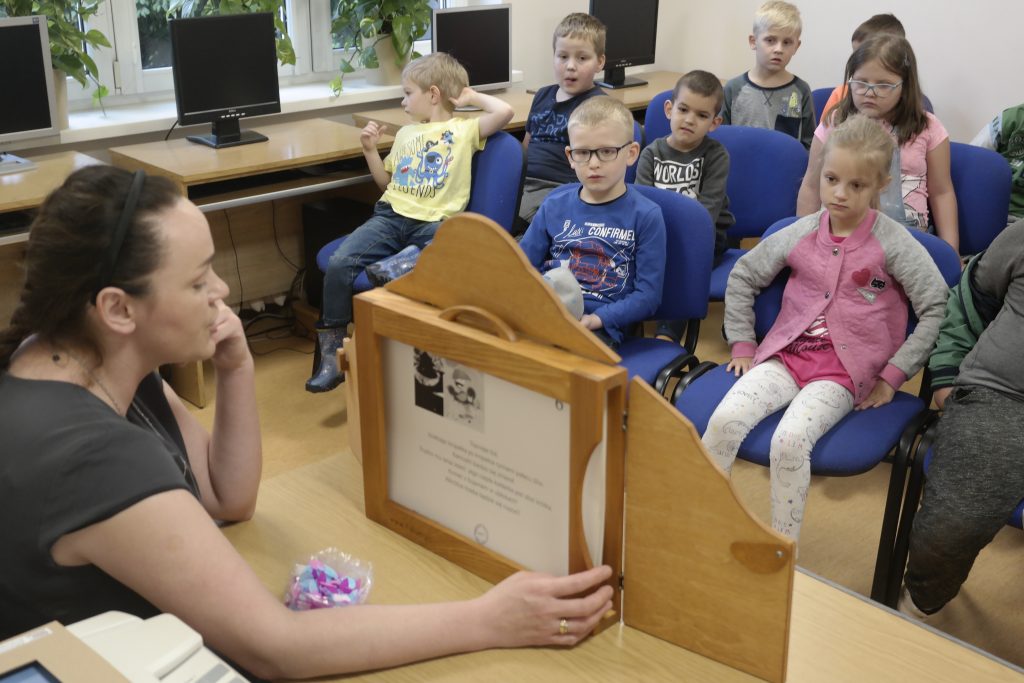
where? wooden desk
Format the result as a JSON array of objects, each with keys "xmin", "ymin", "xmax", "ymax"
[
  {"xmin": 0, "ymin": 152, "xmax": 102, "ymax": 336},
  {"xmin": 109, "ymin": 119, "xmax": 391, "ymax": 407},
  {"xmin": 353, "ymin": 70, "xmax": 684, "ymax": 134},
  {"xmin": 109, "ymin": 118, "xmax": 384, "ymax": 210},
  {"xmin": 0, "ymin": 151, "xmax": 101, "ymax": 238},
  {"xmin": 225, "ymin": 452, "xmax": 1024, "ymax": 683}
]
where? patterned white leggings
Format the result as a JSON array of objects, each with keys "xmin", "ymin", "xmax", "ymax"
[{"xmin": 700, "ymin": 358, "xmax": 854, "ymax": 540}]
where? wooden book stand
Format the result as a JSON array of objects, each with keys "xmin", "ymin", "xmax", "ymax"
[{"xmin": 344, "ymin": 213, "xmax": 794, "ymax": 682}]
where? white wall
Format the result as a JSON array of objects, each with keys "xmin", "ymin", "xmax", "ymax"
[{"xmin": 505, "ymin": 0, "xmax": 1024, "ymax": 141}]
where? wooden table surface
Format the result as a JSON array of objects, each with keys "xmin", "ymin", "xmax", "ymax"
[
  {"xmin": 224, "ymin": 452, "xmax": 1024, "ymax": 683},
  {"xmin": 0, "ymin": 151, "xmax": 101, "ymax": 215},
  {"xmin": 108, "ymin": 118, "xmax": 387, "ymax": 192},
  {"xmin": 352, "ymin": 70, "xmax": 684, "ymax": 135}
]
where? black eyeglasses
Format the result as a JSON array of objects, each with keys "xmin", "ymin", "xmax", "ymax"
[
  {"xmin": 848, "ymin": 79, "xmax": 903, "ymax": 98},
  {"xmin": 566, "ymin": 142, "xmax": 632, "ymax": 163},
  {"xmin": 94, "ymin": 170, "xmax": 146, "ymax": 301}
]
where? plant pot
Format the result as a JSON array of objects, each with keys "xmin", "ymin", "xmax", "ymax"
[
  {"xmin": 367, "ymin": 35, "xmax": 409, "ymax": 86},
  {"xmin": 52, "ymin": 69, "xmax": 70, "ymax": 130}
]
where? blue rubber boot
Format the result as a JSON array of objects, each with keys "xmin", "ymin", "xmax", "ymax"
[
  {"xmin": 365, "ymin": 244, "xmax": 423, "ymax": 287},
  {"xmin": 306, "ymin": 326, "xmax": 345, "ymax": 393}
]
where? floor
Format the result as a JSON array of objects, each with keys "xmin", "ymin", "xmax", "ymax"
[{"xmin": 189, "ymin": 302, "xmax": 1024, "ymax": 670}]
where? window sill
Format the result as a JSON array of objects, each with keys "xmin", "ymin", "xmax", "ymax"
[{"xmin": 61, "ymin": 71, "xmax": 524, "ymax": 146}]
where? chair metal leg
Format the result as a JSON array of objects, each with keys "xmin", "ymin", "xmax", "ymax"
[
  {"xmin": 883, "ymin": 421, "xmax": 938, "ymax": 607},
  {"xmin": 870, "ymin": 409, "xmax": 936, "ymax": 603}
]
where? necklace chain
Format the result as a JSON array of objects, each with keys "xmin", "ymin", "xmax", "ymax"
[{"xmin": 52, "ymin": 348, "xmax": 123, "ymax": 415}]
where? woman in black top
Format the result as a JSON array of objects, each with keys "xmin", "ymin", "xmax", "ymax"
[{"xmin": 0, "ymin": 166, "xmax": 612, "ymax": 679}]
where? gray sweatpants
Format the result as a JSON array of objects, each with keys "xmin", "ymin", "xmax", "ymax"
[
  {"xmin": 904, "ymin": 385, "xmax": 1024, "ymax": 613},
  {"xmin": 518, "ymin": 177, "xmax": 562, "ymax": 225}
]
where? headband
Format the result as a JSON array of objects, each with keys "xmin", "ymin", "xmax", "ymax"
[{"xmin": 94, "ymin": 170, "xmax": 146, "ymax": 300}]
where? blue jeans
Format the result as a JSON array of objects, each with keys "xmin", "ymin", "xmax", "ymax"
[{"xmin": 321, "ymin": 202, "xmax": 440, "ymax": 327}]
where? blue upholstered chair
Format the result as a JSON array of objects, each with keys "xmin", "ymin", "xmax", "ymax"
[
  {"xmin": 616, "ymin": 185, "xmax": 714, "ymax": 395},
  {"xmin": 625, "ymin": 120, "xmax": 644, "ymax": 184},
  {"xmin": 642, "ymin": 89, "xmax": 673, "ymax": 142},
  {"xmin": 315, "ymin": 129, "xmax": 526, "ymax": 293},
  {"xmin": 673, "ymin": 224, "xmax": 962, "ymax": 561},
  {"xmin": 947, "ymin": 141, "xmax": 1012, "ymax": 256},
  {"xmin": 705, "ymin": 125, "xmax": 808, "ymax": 300},
  {"xmin": 812, "ymin": 87, "xmax": 833, "ymax": 124}
]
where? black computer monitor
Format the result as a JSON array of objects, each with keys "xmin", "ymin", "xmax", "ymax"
[
  {"xmin": 432, "ymin": 4, "xmax": 511, "ymax": 93},
  {"xmin": 0, "ymin": 15, "xmax": 59, "ymax": 174},
  {"xmin": 589, "ymin": 0, "xmax": 659, "ymax": 89},
  {"xmin": 169, "ymin": 12, "xmax": 281, "ymax": 148}
]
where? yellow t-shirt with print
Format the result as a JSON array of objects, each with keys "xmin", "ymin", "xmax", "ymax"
[{"xmin": 382, "ymin": 117, "xmax": 485, "ymax": 222}]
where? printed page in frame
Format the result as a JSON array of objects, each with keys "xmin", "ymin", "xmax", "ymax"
[{"xmin": 383, "ymin": 338, "xmax": 606, "ymax": 575}]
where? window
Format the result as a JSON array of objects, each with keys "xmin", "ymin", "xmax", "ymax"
[
  {"xmin": 61, "ymin": 0, "xmax": 450, "ymax": 108},
  {"xmin": 311, "ymin": 0, "xmax": 440, "ymax": 76},
  {"xmin": 327, "ymin": 0, "xmax": 436, "ymax": 49}
]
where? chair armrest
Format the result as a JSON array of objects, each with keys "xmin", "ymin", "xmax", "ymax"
[
  {"xmin": 654, "ymin": 352, "xmax": 699, "ymax": 398},
  {"xmin": 670, "ymin": 360, "xmax": 719, "ymax": 404}
]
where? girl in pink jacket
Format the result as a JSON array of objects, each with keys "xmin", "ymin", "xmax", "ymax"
[{"xmin": 702, "ymin": 114, "xmax": 948, "ymax": 541}]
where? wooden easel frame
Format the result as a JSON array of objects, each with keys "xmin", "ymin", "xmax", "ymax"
[
  {"xmin": 347, "ymin": 213, "xmax": 795, "ymax": 681},
  {"xmin": 352, "ymin": 213, "xmax": 627, "ymax": 613}
]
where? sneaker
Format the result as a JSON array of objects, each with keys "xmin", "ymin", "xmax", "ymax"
[{"xmin": 897, "ymin": 586, "xmax": 933, "ymax": 621}]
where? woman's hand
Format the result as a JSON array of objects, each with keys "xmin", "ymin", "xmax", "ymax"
[
  {"xmin": 855, "ymin": 379, "xmax": 896, "ymax": 410},
  {"xmin": 476, "ymin": 565, "xmax": 614, "ymax": 648},
  {"xmin": 209, "ymin": 300, "xmax": 251, "ymax": 373},
  {"xmin": 726, "ymin": 356, "xmax": 753, "ymax": 377}
]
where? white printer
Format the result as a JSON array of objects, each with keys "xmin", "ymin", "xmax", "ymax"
[{"xmin": 0, "ymin": 611, "xmax": 246, "ymax": 683}]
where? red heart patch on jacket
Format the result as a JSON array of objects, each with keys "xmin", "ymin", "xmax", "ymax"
[{"xmin": 852, "ymin": 268, "xmax": 871, "ymax": 287}]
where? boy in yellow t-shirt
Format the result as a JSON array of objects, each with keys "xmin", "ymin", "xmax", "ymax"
[{"xmin": 308, "ymin": 52, "xmax": 513, "ymax": 392}]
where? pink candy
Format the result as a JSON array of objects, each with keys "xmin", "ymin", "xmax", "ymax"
[{"xmin": 284, "ymin": 549, "xmax": 372, "ymax": 610}]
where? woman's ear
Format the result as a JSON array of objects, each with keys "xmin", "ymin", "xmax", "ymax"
[{"xmin": 93, "ymin": 287, "xmax": 137, "ymax": 336}]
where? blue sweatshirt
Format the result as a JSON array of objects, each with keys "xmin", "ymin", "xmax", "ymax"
[{"xmin": 520, "ymin": 184, "xmax": 666, "ymax": 343}]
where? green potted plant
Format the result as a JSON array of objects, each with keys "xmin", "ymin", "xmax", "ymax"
[
  {"xmin": 330, "ymin": 0, "xmax": 433, "ymax": 94},
  {"xmin": 0, "ymin": 0, "xmax": 112, "ymax": 111}
]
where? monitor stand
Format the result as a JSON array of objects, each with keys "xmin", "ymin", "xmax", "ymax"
[
  {"xmin": 186, "ymin": 118, "xmax": 268, "ymax": 149},
  {"xmin": 0, "ymin": 152, "xmax": 37, "ymax": 175},
  {"xmin": 597, "ymin": 66, "xmax": 648, "ymax": 90}
]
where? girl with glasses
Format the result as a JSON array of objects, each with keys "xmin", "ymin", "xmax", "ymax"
[{"xmin": 797, "ymin": 34, "xmax": 959, "ymax": 254}]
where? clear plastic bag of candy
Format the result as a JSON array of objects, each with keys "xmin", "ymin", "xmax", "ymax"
[{"xmin": 284, "ymin": 548, "xmax": 372, "ymax": 610}]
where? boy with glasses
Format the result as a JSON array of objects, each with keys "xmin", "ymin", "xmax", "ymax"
[{"xmin": 519, "ymin": 97, "xmax": 666, "ymax": 349}]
